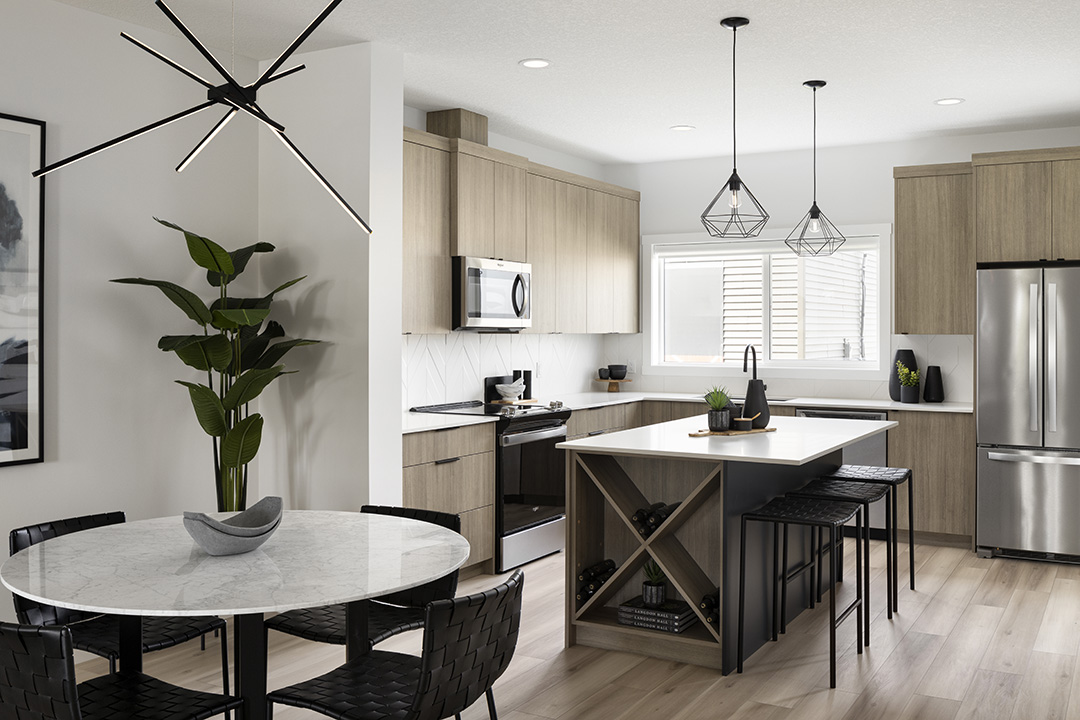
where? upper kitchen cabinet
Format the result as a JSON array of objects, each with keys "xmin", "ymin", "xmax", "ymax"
[
  {"xmin": 893, "ymin": 163, "xmax": 973, "ymax": 334},
  {"xmin": 403, "ymin": 129, "xmax": 452, "ymax": 334},
  {"xmin": 449, "ymin": 142, "xmax": 528, "ymax": 262},
  {"xmin": 973, "ymin": 146, "xmax": 1080, "ymax": 263},
  {"xmin": 525, "ymin": 162, "xmax": 639, "ymax": 334}
]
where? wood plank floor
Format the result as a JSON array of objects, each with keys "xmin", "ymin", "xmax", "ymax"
[{"xmin": 75, "ymin": 541, "xmax": 1080, "ymax": 720}]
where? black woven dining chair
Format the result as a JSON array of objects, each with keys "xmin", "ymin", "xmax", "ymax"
[
  {"xmin": 0, "ymin": 621, "xmax": 242, "ymax": 720},
  {"xmin": 265, "ymin": 505, "xmax": 461, "ymax": 647},
  {"xmin": 267, "ymin": 569, "xmax": 524, "ymax": 720},
  {"xmin": 8, "ymin": 512, "xmax": 230, "ymax": 696}
]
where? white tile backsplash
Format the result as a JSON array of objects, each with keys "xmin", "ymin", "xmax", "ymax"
[
  {"xmin": 600, "ymin": 333, "xmax": 974, "ymax": 403},
  {"xmin": 402, "ymin": 333, "xmax": 606, "ymax": 409}
]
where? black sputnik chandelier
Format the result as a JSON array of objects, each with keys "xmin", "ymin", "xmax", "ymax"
[{"xmin": 33, "ymin": 0, "xmax": 372, "ymax": 234}]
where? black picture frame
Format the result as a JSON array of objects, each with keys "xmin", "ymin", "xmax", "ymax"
[{"xmin": 0, "ymin": 112, "xmax": 45, "ymax": 466}]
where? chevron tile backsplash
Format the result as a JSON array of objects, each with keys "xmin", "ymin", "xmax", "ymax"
[{"xmin": 402, "ymin": 334, "xmax": 605, "ymax": 409}]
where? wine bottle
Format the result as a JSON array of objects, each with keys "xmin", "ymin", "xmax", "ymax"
[
  {"xmin": 632, "ymin": 504, "xmax": 664, "ymax": 524},
  {"xmin": 699, "ymin": 592, "xmax": 719, "ymax": 611}
]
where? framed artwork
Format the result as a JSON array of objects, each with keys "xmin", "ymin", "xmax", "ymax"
[{"xmin": 0, "ymin": 112, "xmax": 44, "ymax": 466}]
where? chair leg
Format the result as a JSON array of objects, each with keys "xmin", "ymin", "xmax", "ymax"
[
  {"xmin": 808, "ymin": 526, "xmax": 816, "ymax": 611},
  {"xmin": 816, "ymin": 526, "xmax": 825, "ymax": 603},
  {"xmin": 779, "ymin": 523, "xmax": 788, "ymax": 636},
  {"xmin": 738, "ymin": 516, "xmax": 748, "ymax": 673},
  {"xmin": 108, "ymin": 655, "xmax": 116, "ymax": 675},
  {"xmin": 856, "ymin": 510, "xmax": 864, "ymax": 653},
  {"xmin": 219, "ymin": 625, "xmax": 230, "ymax": 720},
  {"xmin": 837, "ymin": 531, "xmax": 844, "ymax": 583},
  {"xmin": 884, "ymin": 492, "xmax": 894, "ymax": 618},
  {"xmin": 862, "ymin": 501, "xmax": 871, "ymax": 645},
  {"xmin": 908, "ymin": 479, "xmax": 916, "ymax": 591},
  {"xmin": 486, "ymin": 687, "xmax": 498, "ymax": 720},
  {"xmin": 828, "ymin": 524, "xmax": 837, "ymax": 689},
  {"xmin": 892, "ymin": 487, "xmax": 900, "ymax": 609}
]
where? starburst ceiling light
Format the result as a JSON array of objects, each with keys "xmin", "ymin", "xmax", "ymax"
[
  {"xmin": 700, "ymin": 17, "xmax": 768, "ymax": 239},
  {"xmin": 33, "ymin": 0, "xmax": 372, "ymax": 234},
  {"xmin": 785, "ymin": 80, "xmax": 845, "ymax": 257}
]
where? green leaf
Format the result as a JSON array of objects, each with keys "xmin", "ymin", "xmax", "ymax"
[
  {"xmin": 239, "ymin": 321, "xmax": 286, "ymax": 370},
  {"xmin": 207, "ymin": 242, "xmax": 275, "ymax": 287},
  {"xmin": 209, "ymin": 296, "xmax": 265, "ymax": 312},
  {"xmin": 263, "ymin": 276, "xmax": 305, "ymax": 303},
  {"xmin": 176, "ymin": 381, "xmax": 227, "ymax": 436},
  {"xmin": 154, "ymin": 218, "xmax": 234, "ymax": 276},
  {"xmin": 254, "ymin": 338, "xmax": 322, "ymax": 370},
  {"xmin": 111, "ymin": 278, "xmax": 212, "ymax": 326},
  {"xmin": 212, "ymin": 308, "xmax": 270, "ymax": 330},
  {"xmin": 221, "ymin": 414, "xmax": 263, "ymax": 467},
  {"xmin": 222, "ymin": 366, "xmax": 284, "ymax": 410},
  {"xmin": 159, "ymin": 335, "xmax": 233, "ymax": 372}
]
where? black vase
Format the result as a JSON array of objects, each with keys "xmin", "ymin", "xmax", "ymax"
[
  {"xmin": 890, "ymin": 349, "xmax": 918, "ymax": 402},
  {"xmin": 923, "ymin": 365, "xmax": 944, "ymax": 403}
]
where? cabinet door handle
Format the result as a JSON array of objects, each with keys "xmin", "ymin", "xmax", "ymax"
[
  {"xmin": 435, "ymin": 456, "xmax": 461, "ymax": 465},
  {"xmin": 587, "ymin": 430, "xmax": 606, "ymax": 436}
]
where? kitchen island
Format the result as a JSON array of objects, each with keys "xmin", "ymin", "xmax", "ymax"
[{"xmin": 557, "ymin": 414, "xmax": 896, "ymax": 673}]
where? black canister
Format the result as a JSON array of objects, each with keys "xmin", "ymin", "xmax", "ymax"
[{"xmin": 923, "ymin": 365, "xmax": 944, "ymax": 403}]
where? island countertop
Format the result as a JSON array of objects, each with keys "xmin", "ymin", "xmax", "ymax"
[{"xmin": 557, "ymin": 414, "xmax": 897, "ymax": 466}]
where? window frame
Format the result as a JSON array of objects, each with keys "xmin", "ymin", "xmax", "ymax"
[{"xmin": 641, "ymin": 223, "xmax": 893, "ymax": 381}]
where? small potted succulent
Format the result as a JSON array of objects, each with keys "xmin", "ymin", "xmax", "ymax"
[
  {"xmin": 642, "ymin": 560, "xmax": 667, "ymax": 608},
  {"xmin": 897, "ymin": 361, "xmax": 921, "ymax": 404},
  {"xmin": 705, "ymin": 385, "xmax": 731, "ymax": 432}
]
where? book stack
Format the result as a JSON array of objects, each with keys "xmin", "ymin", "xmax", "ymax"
[{"xmin": 617, "ymin": 596, "xmax": 699, "ymax": 633}]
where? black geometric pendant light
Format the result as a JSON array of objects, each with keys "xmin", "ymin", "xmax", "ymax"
[
  {"xmin": 32, "ymin": 0, "xmax": 373, "ymax": 234},
  {"xmin": 785, "ymin": 81, "xmax": 845, "ymax": 256},
  {"xmin": 701, "ymin": 17, "xmax": 769, "ymax": 239}
]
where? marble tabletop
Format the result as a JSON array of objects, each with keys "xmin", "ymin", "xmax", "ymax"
[{"xmin": 0, "ymin": 510, "xmax": 470, "ymax": 617}]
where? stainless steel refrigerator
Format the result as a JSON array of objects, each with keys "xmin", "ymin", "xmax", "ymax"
[{"xmin": 977, "ymin": 266, "xmax": 1080, "ymax": 559}]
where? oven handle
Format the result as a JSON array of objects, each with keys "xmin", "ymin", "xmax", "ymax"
[{"xmin": 500, "ymin": 425, "xmax": 567, "ymax": 447}]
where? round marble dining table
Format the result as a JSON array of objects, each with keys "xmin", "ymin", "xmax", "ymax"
[{"xmin": 0, "ymin": 510, "xmax": 471, "ymax": 720}]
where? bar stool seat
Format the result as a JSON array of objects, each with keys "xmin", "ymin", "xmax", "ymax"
[
  {"xmin": 790, "ymin": 478, "xmax": 892, "ymax": 640},
  {"xmin": 738, "ymin": 496, "xmax": 865, "ymax": 688},
  {"xmin": 822, "ymin": 464, "xmax": 914, "ymax": 610}
]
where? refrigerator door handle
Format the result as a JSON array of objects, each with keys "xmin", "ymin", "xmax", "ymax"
[
  {"xmin": 986, "ymin": 451, "xmax": 1080, "ymax": 466},
  {"xmin": 1048, "ymin": 282, "xmax": 1058, "ymax": 434},
  {"xmin": 1029, "ymin": 283, "xmax": 1040, "ymax": 433}
]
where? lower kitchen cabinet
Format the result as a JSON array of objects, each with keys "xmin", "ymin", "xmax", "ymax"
[
  {"xmin": 567, "ymin": 403, "xmax": 629, "ymax": 439},
  {"xmin": 402, "ymin": 424, "xmax": 495, "ymax": 568},
  {"xmin": 770, "ymin": 404, "xmax": 796, "ymax": 417},
  {"xmin": 887, "ymin": 411, "xmax": 975, "ymax": 539}
]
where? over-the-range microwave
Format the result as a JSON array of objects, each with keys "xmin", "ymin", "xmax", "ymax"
[{"xmin": 452, "ymin": 256, "xmax": 531, "ymax": 331}]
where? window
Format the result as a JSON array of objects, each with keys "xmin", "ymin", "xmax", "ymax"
[{"xmin": 644, "ymin": 225, "xmax": 892, "ymax": 379}]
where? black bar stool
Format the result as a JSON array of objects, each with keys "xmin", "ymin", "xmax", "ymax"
[
  {"xmin": 822, "ymin": 464, "xmax": 914, "ymax": 610},
  {"xmin": 738, "ymin": 496, "xmax": 864, "ymax": 688},
  {"xmin": 789, "ymin": 478, "xmax": 892, "ymax": 638}
]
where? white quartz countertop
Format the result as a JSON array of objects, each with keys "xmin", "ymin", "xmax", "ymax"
[
  {"xmin": 402, "ymin": 411, "xmax": 498, "ymax": 434},
  {"xmin": 557, "ymin": 415, "xmax": 897, "ymax": 466},
  {"xmin": 557, "ymin": 391, "xmax": 972, "ymax": 414},
  {"xmin": 0, "ymin": 511, "xmax": 470, "ymax": 616}
]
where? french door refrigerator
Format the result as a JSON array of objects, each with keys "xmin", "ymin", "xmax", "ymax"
[{"xmin": 977, "ymin": 266, "xmax": 1080, "ymax": 559}]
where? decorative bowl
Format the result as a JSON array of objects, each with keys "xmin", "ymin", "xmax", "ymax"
[
  {"xmin": 495, "ymin": 378, "xmax": 526, "ymax": 400},
  {"xmin": 608, "ymin": 364, "xmax": 627, "ymax": 380},
  {"xmin": 183, "ymin": 496, "xmax": 283, "ymax": 556}
]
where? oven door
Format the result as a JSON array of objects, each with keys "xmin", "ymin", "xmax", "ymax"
[
  {"xmin": 496, "ymin": 424, "xmax": 566, "ymax": 571},
  {"xmin": 454, "ymin": 256, "xmax": 531, "ymax": 330}
]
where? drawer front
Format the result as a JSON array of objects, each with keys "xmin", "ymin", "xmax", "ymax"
[
  {"xmin": 670, "ymin": 402, "xmax": 706, "ymax": 421},
  {"xmin": 402, "ymin": 452, "xmax": 494, "ymax": 515},
  {"xmin": 403, "ymin": 424, "xmax": 493, "ymax": 466},
  {"xmin": 567, "ymin": 404, "xmax": 626, "ymax": 437},
  {"xmin": 460, "ymin": 505, "xmax": 494, "ymax": 565}
]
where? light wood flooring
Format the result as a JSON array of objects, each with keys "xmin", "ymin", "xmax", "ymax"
[{"xmin": 76, "ymin": 540, "xmax": 1080, "ymax": 720}]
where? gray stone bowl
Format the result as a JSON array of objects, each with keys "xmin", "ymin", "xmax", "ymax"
[{"xmin": 183, "ymin": 496, "xmax": 283, "ymax": 556}]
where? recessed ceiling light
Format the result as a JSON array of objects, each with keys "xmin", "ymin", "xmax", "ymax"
[
  {"xmin": 519, "ymin": 58, "xmax": 551, "ymax": 69},
  {"xmin": 934, "ymin": 97, "xmax": 965, "ymax": 106},
  {"xmin": 669, "ymin": 125, "xmax": 696, "ymax": 132}
]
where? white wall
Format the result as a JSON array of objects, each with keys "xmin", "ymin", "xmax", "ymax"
[
  {"xmin": 602, "ymin": 124, "xmax": 1080, "ymax": 403},
  {"xmin": 0, "ymin": 0, "xmax": 259, "ymax": 621},
  {"xmin": 258, "ymin": 43, "xmax": 404, "ymax": 510}
]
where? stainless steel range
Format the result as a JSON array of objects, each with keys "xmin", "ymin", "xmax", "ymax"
[{"xmin": 410, "ymin": 390, "xmax": 570, "ymax": 571}]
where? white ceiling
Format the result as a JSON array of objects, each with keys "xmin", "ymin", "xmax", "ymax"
[{"xmin": 50, "ymin": 0, "xmax": 1080, "ymax": 164}]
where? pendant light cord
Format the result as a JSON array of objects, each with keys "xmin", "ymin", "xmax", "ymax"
[
  {"xmin": 812, "ymin": 86, "xmax": 817, "ymax": 203},
  {"xmin": 731, "ymin": 25, "xmax": 737, "ymax": 170}
]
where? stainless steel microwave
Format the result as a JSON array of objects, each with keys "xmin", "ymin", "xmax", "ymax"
[{"xmin": 452, "ymin": 256, "xmax": 531, "ymax": 331}]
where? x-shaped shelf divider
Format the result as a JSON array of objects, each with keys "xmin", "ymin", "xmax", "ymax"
[{"xmin": 572, "ymin": 453, "xmax": 724, "ymax": 642}]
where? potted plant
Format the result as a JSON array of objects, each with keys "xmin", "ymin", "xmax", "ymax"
[
  {"xmin": 113, "ymin": 219, "xmax": 322, "ymax": 512},
  {"xmin": 897, "ymin": 360, "xmax": 921, "ymax": 404},
  {"xmin": 642, "ymin": 559, "xmax": 667, "ymax": 608},
  {"xmin": 704, "ymin": 385, "xmax": 731, "ymax": 432}
]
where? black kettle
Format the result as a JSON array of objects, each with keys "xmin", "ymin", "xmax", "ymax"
[{"xmin": 742, "ymin": 345, "xmax": 770, "ymax": 429}]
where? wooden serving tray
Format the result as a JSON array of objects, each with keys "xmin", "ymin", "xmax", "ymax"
[{"xmin": 688, "ymin": 427, "xmax": 777, "ymax": 437}]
